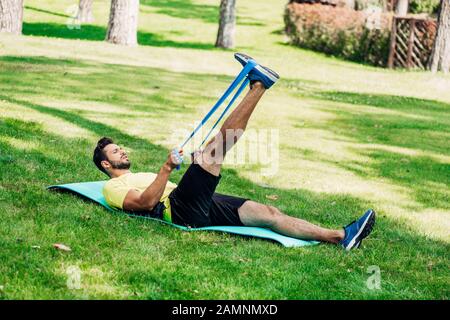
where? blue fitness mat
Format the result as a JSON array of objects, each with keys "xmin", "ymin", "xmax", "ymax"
[{"xmin": 48, "ymin": 181, "xmax": 318, "ymax": 247}]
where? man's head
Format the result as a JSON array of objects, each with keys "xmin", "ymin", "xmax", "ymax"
[{"xmin": 93, "ymin": 137, "xmax": 130, "ymax": 177}]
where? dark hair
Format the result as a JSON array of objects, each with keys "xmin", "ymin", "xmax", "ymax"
[{"xmin": 93, "ymin": 137, "xmax": 114, "ymax": 176}]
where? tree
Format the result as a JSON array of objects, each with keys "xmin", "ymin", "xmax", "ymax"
[
  {"xmin": 395, "ymin": 0, "xmax": 409, "ymax": 15},
  {"xmin": 77, "ymin": 0, "xmax": 94, "ymax": 23},
  {"xmin": 0, "ymin": 0, "xmax": 23, "ymax": 34},
  {"xmin": 215, "ymin": 0, "xmax": 236, "ymax": 49},
  {"xmin": 106, "ymin": 0, "xmax": 139, "ymax": 46},
  {"xmin": 429, "ymin": 0, "xmax": 450, "ymax": 73}
]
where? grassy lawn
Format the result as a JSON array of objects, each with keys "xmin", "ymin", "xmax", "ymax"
[{"xmin": 0, "ymin": 0, "xmax": 449, "ymax": 299}]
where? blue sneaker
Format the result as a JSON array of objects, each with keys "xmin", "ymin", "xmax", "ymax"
[
  {"xmin": 234, "ymin": 52, "xmax": 255, "ymax": 67},
  {"xmin": 340, "ymin": 209, "xmax": 376, "ymax": 251},
  {"xmin": 234, "ymin": 53, "xmax": 279, "ymax": 89}
]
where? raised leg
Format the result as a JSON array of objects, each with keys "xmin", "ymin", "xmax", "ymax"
[
  {"xmin": 238, "ymin": 201, "xmax": 345, "ymax": 244},
  {"xmin": 194, "ymin": 82, "xmax": 266, "ymax": 176}
]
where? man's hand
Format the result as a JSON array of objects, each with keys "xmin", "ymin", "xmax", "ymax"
[
  {"xmin": 166, "ymin": 149, "xmax": 184, "ymax": 170},
  {"xmin": 124, "ymin": 151, "xmax": 181, "ymax": 212}
]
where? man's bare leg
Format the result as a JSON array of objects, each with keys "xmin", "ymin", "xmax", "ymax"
[
  {"xmin": 238, "ymin": 201, "xmax": 345, "ymax": 243},
  {"xmin": 195, "ymin": 82, "xmax": 266, "ymax": 176}
]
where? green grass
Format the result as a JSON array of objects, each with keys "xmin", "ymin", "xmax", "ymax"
[
  {"xmin": 0, "ymin": 0, "xmax": 449, "ymax": 299},
  {"xmin": 22, "ymin": 22, "xmax": 216, "ymax": 50}
]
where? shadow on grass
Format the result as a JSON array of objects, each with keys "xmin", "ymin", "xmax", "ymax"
[
  {"xmin": 141, "ymin": 0, "xmax": 265, "ymax": 26},
  {"xmin": 297, "ymin": 90, "xmax": 450, "ymax": 210},
  {"xmin": 318, "ymin": 91, "xmax": 450, "ymax": 114},
  {"xmin": 271, "ymin": 28, "xmax": 285, "ymax": 35},
  {"xmin": 22, "ymin": 22, "xmax": 216, "ymax": 50},
  {"xmin": 0, "ymin": 55, "xmax": 215, "ymax": 117},
  {"xmin": 142, "ymin": 0, "xmax": 218, "ymax": 23},
  {"xmin": 236, "ymin": 18, "xmax": 266, "ymax": 27},
  {"xmin": 330, "ymin": 149, "xmax": 450, "ymax": 210},
  {"xmin": 25, "ymin": 5, "xmax": 71, "ymax": 18},
  {"xmin": 313, "ymin": 91, "xmax": 450, "ymax": 154},
  {"xmin": 0, "ymin": 55, "xmax": 80, "ymax": 66}
]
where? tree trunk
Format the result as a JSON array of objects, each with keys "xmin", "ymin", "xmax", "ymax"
[
  {"xmin": 106, "ymin": 0, "xmax": 139, "ymax": 46},
  {"xmin": 77, "ymin": 0, "xmax": 94, "ymax": 23},
  {"xmin": 215, "ymin": 0, "xmax": 236, "ymax": 49},
  {"xmin": 429, "ymin": 0, "xmax": 450, "ymax": 73},
  {"xmin": 0, "ymin": 0, "xmax": 23, "ymax": 34},
  {"xmin": 395, "ymin": 0, "xmax": 409, "ymax": 16}
]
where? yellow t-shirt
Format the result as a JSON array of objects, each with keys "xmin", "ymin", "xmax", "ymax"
[{"xmin": 103, "ymin": 172, "xmax": 177, "ymax": 222}]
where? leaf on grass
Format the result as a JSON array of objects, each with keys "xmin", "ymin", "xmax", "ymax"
[
  {"xmin": 53, "ymin": 243, "xmax": 71, "ymax": 252},
  {"xmin": 266, "ymin": 194, "xmax": 279, "ymax": 201},
  {"xmin": 31, "ymin": 245, "xmax": 41, "ymax": 249}
]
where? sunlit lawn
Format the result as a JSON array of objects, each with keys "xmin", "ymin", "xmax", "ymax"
[{"xmin": 0, "ymin": 0, "xmax": 448, "ymax": 299}]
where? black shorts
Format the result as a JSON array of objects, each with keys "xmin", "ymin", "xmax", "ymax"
[{"xmin": 168, "ymin": 164, "xmax": 248, "ymax": 228}]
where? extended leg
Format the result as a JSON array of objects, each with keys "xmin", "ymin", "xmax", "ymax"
[
  {"xmin": 195, "ymin": 82, "xmax": 266, "ymax": 176},
  {"xmin": 238, "ymin": 201, "xmax": 345, "ymax": 243}
]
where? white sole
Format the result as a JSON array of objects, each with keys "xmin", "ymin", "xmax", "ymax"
[
  {"xmin": 345, "ymin": 211, "xmax": 374, "ymax": 251},
  {"xmin": 235, "ymin": 53, "xmax": 279, "ymax": 83},
  {"xmin": 254, "ymin": 64, "xmax": 279, "ymax": 83}
]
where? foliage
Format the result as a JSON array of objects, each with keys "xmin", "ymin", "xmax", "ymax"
[
  {"xmin": 284, "ymin": 3, "xmax": 391, "ymax": 66},
  {"xmin": 409, "ymin": 0, "xmax": 441, "ymax": 15}
]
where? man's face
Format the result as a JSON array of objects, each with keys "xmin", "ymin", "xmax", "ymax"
[{"xmin": 102, "ymin": 143, "xmax": 131, "ymax": 171}]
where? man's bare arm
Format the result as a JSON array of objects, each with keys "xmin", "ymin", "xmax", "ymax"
[{"xmin": 123, "ymin": 150, "xmax": 183, "ymax": 211}]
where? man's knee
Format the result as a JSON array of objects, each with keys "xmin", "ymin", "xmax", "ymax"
[
  {"xmin": 263, "ymin": 205, "xmax": 283, "ymax": 228},
  {"xmin": 239, "ymin": 202, "xmax": 283, "ymax": 228},
  {"xmin": 190, "ymin": 147, "xmax": 220, "ymax": 176},
  {"xmin": 191, "ymin": 150, "xmax": 221, "ymax": 177},
  {"xmin": 199, "ymin": 136, "xmax": 225, "ymax": 166}
]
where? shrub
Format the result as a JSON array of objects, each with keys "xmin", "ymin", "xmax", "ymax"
[
  {"xmin": 409, "ymin": 0, "xmax": 440, "ymax": 15},
  {"xmin": 284, "ymin": 3, "xmax": 392, "ymax": 66}
]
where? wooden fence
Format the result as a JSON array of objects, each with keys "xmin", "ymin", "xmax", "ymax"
[{"xmin": 388, "ymin": 16, "xmax": 437, "ymax": 69}]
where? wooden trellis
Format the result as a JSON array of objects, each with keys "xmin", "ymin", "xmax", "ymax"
[{"xmin": 388, "ymin": 16, "xmax": 437, "ymax": 69}]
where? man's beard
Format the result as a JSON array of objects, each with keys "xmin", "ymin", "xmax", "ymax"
[{"xmin": 109, "ymin": 159, "xmax": 131, "ymax": 170}]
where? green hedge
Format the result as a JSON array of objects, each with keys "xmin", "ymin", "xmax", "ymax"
[
  {"xmin": 409, "ymin": 0, "xmax": 440, "ymax": 15},
  {"xmin": 284, "ymin": 4, "xmax": 391, "ymax": 67}
]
